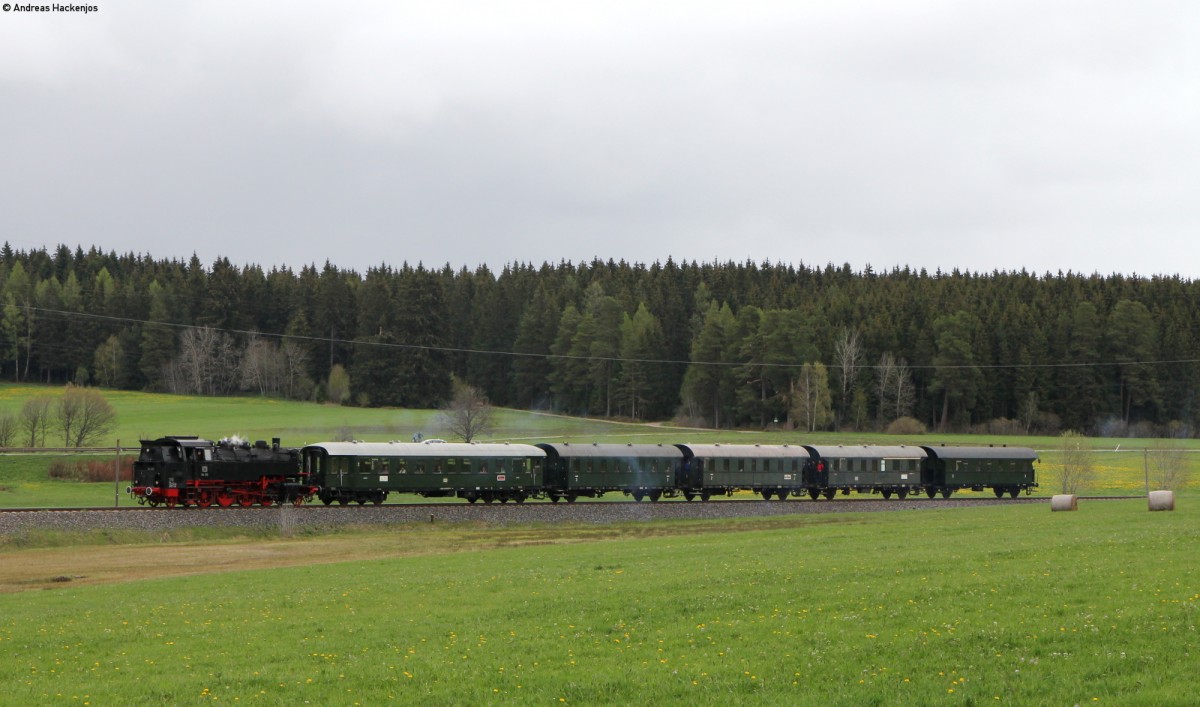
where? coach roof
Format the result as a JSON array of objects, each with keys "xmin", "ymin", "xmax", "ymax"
[
  {"xmin": 677, "ymin": 444, "xmax": 808, "ymax": 459},
  {"xmin": 303, "ymin": 442, "xmax": 546, "ymax": 458},
  {"xmin": 920, "ymin": 445, "xmax": 1039, "ymax": 461},
  {"xmin": 802, "ymin": 445, "xmax": 928, "ymax": 460},
  {"xmin": 536, "ymin": 443, "xmax": 685, "ymax": 459}
]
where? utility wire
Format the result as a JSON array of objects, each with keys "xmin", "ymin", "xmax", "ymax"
[{"xmin": 18, "ymin": 304, "xmax": 1200, "ymax": 371}]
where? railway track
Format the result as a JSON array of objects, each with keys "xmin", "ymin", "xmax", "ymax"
[
  {"xmin": 0, "ymin": 495, "xmax": 1137, "ymax": 514},
  {"xmin": 0, "ymin": 495, "xmax": 1147, "ymax": 539}
]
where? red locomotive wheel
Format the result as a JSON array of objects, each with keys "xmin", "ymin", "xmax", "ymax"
[
  {"xmin": 260, "ymin": 498, "xmax": 273, "ymax": 507},
  {"xmin": 196, "ymin": 492, "xmax": 213, "ymax": 509},
  {"xmin": 237, "ymin": 497, "xmax": 254, "ymax": 508},
  {"xmin": 216, "ymin": 493, "xmax": 234, "ymax": 507}
]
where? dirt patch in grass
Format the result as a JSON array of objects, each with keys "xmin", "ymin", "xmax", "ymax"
[{"xmin": 0, "ymin": 515, "xmax": 853, "ymax": 594}]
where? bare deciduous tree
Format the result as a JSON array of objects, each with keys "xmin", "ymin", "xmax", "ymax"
[
  {"xmin": 1019, "ymin": 391, "xmax": 1039, "ymax": 434},
  {"xmin": 166, "ymin": 327, "xmax": 242, "ymax": 396},
  {"xmin": 876, "ymin": 352, "xmax": 915, "ymax": 425},
  {"xmin": 281, "ymin": 340, "xmax": 311, "ymax": 400},
  {"xmin": 19, "ymin": 395, "xmax": 54, "ymax": 447},
  {"xmin": 0, "ymin": 413, "xmax": 17, "ymax": 447},
  {"xmin": 54, "ymin": 386, "xmax": 117, "ymax": 447},
  {"xmin": 439, "ymin": 381, "xmax": 496, "ymax": 442},
  {"xmin": 833, "ymin": 328, "xmax": 862, "ymax": 424},
  {"xmin": 241, "ymin": 335, "xmax": 288, "ymax": 396},
  {"xmin": 1058, "ymin": 430, "xmax": 1095, "ymax": 494},
  {"xmin": 1147, "ymin": 441, "xmax": 1190, "ymax": 490},
  {"xmin": 791, "ymin": 362, "xmax": 832, "ymax": 432}
]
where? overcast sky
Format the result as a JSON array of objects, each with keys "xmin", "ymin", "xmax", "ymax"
[{"xmin": 2, "ymin": 1, "xmax": 1198, "ymax": 277}]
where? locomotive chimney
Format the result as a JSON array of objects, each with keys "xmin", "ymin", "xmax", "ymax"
[{"xmin": 272, "ymin": 437, "xmax": 281, "ymax": 451}]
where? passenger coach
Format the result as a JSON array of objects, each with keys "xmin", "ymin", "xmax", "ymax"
[
  {"xmin": 802, "ymin": 445, "xmax": 927, "ymax": 499},
  {"xmin": 536, "ymin": 443, "xmax": 682, "ymax": 502},
  {"xmin": 920, "ymin": 445, "xmax": 1038, "ymax": 498},
  {"xmin": 676, "ymin": 443, "xmax": 809, "ymax": 501},
  {"xmin": 301, "ymin": 441, "xmax": 545, "ymax": 505}
]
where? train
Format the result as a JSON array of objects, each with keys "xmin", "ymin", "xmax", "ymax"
[{"xmin": 128, "ymin": 436, "xmax": 1038, "ymax": 508}]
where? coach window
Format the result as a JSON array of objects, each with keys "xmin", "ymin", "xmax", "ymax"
[{"xmin": 600, "ymin": 460, "xmax": 607, "ymax": 474}]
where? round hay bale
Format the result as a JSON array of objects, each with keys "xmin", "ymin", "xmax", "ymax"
[
  {"xmin": 1050, "ymin": 494, "xmax": 1078, "ymax": 512},
  {"xmin": 1148, "ymin": 490, "xmax": 1175, "ymax": 512}
]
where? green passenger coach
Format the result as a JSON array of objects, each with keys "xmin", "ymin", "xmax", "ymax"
[
  {"xmin": 536, "ymin": 443, "xmax": 683, "ymax": 502},
  {"xmin": 301, "ymin": 441, "xmax": 546, "ymax": 505},
  {"xmin": 675, "ymin": 444, "xmax": 809, "ymax": 501},
  {"xmin": 920, "ymin": 445, "xmax": 1038, "ymax": 498},
  {"xmin": 802, "ymin": 445, "xmax": 928, "ymax": 500}
]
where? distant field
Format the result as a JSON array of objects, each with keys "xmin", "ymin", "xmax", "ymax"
[
  {"xmin": 0, "ymin": 383, "xmax": 639, "ymax": 447},
  {"xmin": 0, "ymin": 500, "xmax": 1196, "ymax": 705},
  {"xmin": 0, "ymin": 383, "xmax": 1196, "ymax": 508}
]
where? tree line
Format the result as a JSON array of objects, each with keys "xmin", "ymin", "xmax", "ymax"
[{"xmin": 2, "ymin": 243, "xmax": 1198, "ymax": 436}]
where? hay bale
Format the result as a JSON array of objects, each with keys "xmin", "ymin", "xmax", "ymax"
[
  {"xmin": 1148, "ymin": 490, "xmax": 1175, "ymax": 512},
  {"xmin": 1050, "ymin": 494, "xmax": 1078, "ymax": 512}
]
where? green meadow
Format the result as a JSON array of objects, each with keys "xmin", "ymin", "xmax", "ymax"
[{"xmin": 0, "ymin": 500, "xmax": 1196, "ymax": 705}]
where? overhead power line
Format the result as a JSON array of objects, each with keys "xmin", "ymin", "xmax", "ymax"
[{"xmin": 19, "ymin": 304, "xmax": 1200, "ymax": 372}]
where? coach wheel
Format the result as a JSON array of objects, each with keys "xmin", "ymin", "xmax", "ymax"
[
  {"xmin": 823, "ymin": 489, "xmax": 836, "ymax": 500},
  {"xmin": 700, "ymin": 492, "xmax": 711, "ymax": 502},
  {"xmin": 761, "ymin": 490, "xmax": 772, "ymax": 501},
  {"xmin": 941, "ymin": 489, "xmax": 953, "ymax": 499},
  {"xmin": 926, "ymin": 488, "xmax": 937, "ymax": 499},
  {"xmin": 1010, "ymin": 488, "xmax": 1020, "ymax": 499},
  {"xmin": 566, "ymin": 494, "xmax": 578, "ymax": 503},
  {"xmin": 321, "ymin": 497, "xmax": 332, "ymax": 506},
  {"xmin": 649, "ymin": 490, "xmax": 662, "ymax": 502},
  {"xmin": 808, "ymin": 489, "xmax": 819, "ymax": 501},
  {"xmin": 684, "ymin": 492, "xmax": 695, "ymax": 502},
  {"xmin": 500, "ymin": 496, "xmax": 509, "ymax": 504},
  {"xmin": 548, "ymin": 494, "xmax": 559, "ymax": 503},
  {"xmin": 633, "ymin": 491, "xmax": 644, "ymax": 502},
  {"xmin": 515, "ymin": 493, "xmax": 526, "ymax": 504},
  {"xmin": 777, "ymin": 489, "xmax": 789, "ymax": 501},
  {"xmin": 882, "ymin": 490, "xmax": 892, "ymax": 500},
  {"xmin": 897, "ymin": 489, "xmax": 908, "ymax": 500},
  {"xmin": 994, "ymin": 487, "xmax": 1005, "ymax": 498},
  {"xmin": 467, "ymin": 496, "xmax": 477, "ymax": 504},
  {"xmin": 337, "ymin": 498, "xmax": 349, "ymax": 506},
  {"xmin": 483, "ymin": 492, "xmax": 495, "ymax": 504}
]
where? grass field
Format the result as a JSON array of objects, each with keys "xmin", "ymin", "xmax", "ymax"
[
  {"xmin": 1, "ymin": 383, "xmax": 1196, "ymax": 508},
  {"xmin": 0, "ymin": 500, "xmax": 1196, "ymax": 704}
]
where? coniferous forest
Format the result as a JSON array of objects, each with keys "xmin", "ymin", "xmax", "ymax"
[{"xmin": 2, "ymin": 243, "xmax": 1197, "ymax": 437}]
